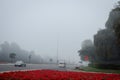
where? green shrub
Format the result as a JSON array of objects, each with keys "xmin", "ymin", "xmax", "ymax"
[{"xmin": 88, "ymin": 63, "xmax": 120, "ymax": 70}]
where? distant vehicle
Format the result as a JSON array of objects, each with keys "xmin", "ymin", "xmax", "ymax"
[
  {"xmin": 75, "ymin": 61, "xmax": 84, "ymax": 69},
  {"xmin": 14, "ymin": 61, "xmax": 26, "ymax": 67},
  {"xmin": 58, "ymin": 60, "xmax": 66, "ymax": 68}
]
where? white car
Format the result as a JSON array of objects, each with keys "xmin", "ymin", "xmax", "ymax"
[
  {"xmin": 58, "ymin": 62, "xmax": 66, "ymax": 68},
  {"xmin": 14, "ymin": 61, "xmax": 26, "ymax": 67},
  {"xmin": 75, "ymin": 62, "xmax": 84, "ymax": 69}
]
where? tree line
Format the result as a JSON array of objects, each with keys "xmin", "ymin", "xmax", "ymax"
[
  {"xmin": 78, "ymin": 1, "xmax": 120, "ymax": 69},
  {"xmin": 0, "ymin": 41, "xmax": 42, "ymax": 63}
]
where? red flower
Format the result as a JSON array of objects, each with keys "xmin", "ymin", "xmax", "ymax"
[{"xmin": 0, "ymin": 70, "xmax": 120, "ymax": 80}]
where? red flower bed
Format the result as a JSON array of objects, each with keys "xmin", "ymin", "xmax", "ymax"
[{"xmin": 0, "ymin": 70, "xmax": 120, "ymax": 80}]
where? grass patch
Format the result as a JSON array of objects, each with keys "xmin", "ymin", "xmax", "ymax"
[{"xmin": 77, "ymin": 66, "xmax": 120, "ymax": 74}]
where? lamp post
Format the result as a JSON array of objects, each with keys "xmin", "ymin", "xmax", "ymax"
[{"xmin": 56, "ymin": 34, "xmax": 59, "ymax": 64}]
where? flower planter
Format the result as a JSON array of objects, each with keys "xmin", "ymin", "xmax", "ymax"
[{"xmin": 0, "ymin": 69, "xmax": 120, "ymax": 80}]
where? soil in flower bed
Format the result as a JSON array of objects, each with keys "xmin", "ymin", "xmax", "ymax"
[{"xmin": 0, "ymin": 70, "xmax": 120, "ymax": 80}]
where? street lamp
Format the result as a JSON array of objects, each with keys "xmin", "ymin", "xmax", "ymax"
[{"xmin": 56, "ymin": 34, "xmax": 59, "ymax": 64}]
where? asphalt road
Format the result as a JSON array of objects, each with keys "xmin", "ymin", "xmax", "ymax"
[{"xmin": 0, "ymin": 63, "xmax": 75, "ymax": 72}]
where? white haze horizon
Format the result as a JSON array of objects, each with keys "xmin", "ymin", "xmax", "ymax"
[{"xmin": 0, "ymin": 0, "xmax": 119, "ymax": 63}]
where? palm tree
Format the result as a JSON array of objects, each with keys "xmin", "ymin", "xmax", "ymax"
[{"xmin": 9, "ymin": 53, "xmax": 16, "ymax": 63}]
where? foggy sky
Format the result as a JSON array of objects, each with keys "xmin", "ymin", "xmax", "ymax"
[{"xmin": 0, "ymin": 0, "xmax": 119, "ymax": 63}]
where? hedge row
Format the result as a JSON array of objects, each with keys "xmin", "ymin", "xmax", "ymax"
[{"xmin": 88, "ymin": 63, "xmax": 120, "ymax": 70}]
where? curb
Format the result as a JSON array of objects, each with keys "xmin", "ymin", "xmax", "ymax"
[{"xmin": 0, "ymin": 69, "xmax": 41, "ymax": 74}]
